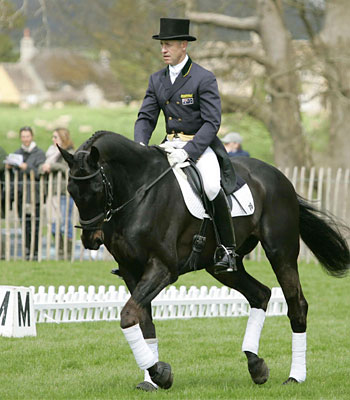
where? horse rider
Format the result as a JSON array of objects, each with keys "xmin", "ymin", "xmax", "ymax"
[{"xmin": 134, "ymin": 17, "xmax": 237, "ymax": 272}]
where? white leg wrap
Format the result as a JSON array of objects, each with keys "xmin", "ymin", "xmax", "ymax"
[
  {"xmin": 122, "ymin": 324, "xmax": 157, "ymax": 370},
  {"xmin": 289, "ymin": 332, "xmax": 307, "ymax": 382},
  {"xmin": 242, "ymin": 308, "xmax": 266, "ymax": 355},
  {"xmin": 144, "ymin": 339, "xmax": 159, "ymax": 387}
]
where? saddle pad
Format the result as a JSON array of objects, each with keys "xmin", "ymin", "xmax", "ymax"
[{"xmin": 172, "ymin": 165, "xmax": 255, "ymax": 220}]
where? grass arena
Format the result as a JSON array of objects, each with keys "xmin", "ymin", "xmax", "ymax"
[{"xmin": 1, "ymin": 259, "xmax": 349, "ymax": 399}]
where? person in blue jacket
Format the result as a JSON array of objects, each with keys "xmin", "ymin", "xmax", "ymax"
[
  {"xmin": 221, "ymin": 132, "xmax": 250, "ymax": 158},
  {"xmin": 134, "ymin": 18, "xmax": 237, "ymax": 272}
]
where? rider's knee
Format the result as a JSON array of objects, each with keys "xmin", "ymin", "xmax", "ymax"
[{"xmin": 205, "ymin": 184, "xmax": 220, "ymax": 201}]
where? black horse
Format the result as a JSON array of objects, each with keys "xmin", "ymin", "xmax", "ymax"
[{"xmin": 59, "ymin": 130, "xmax": 349, "ymax": 390}]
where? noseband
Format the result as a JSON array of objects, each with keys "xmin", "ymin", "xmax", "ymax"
[{"xmin": 69, "ymin": 154, "xmax": 174, "ymax": 231}]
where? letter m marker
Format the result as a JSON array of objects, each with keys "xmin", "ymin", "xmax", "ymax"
[{"xmin": 18, "ymin": 291, "xmax": 31, "ymax": 327}]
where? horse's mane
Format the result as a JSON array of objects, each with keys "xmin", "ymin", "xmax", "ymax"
[
  {"xmin": 77, "ymin": 130, "xmax": 161, "ymax": 167},
  {"xmin": 81, "ymin": 130, "xmax": 113, "ymax": 151}
]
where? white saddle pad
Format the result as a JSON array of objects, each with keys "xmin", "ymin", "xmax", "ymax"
[{"xmin": 172, "ymin": 164, "xmax": 255, "ymax": 220}]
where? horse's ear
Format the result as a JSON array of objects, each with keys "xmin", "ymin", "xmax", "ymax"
[
  {"xmin": 57, "ymin": 145, "xmax": 74, "ymax": 168},
  {"xmin": 88, "ymin": 146, "xmax": 100, "ymax": 167}
]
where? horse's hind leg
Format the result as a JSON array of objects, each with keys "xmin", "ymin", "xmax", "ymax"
[
  {"xmin": 261, "ymin": 214, "xmax": 308, "ymax": 384},
  {"xmin": 207, "ymin": 257, "xmax": 271, "ymax": 385}
]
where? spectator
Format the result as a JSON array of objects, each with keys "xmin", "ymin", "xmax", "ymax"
[
  {"xmin": 221, "ymin": 132, "xmax": 250, "ymax": 158},
  {"xmin": 4, "ymin": 127, "xmax": 45, "ymax": 259},
  {"xmin": 39, "ymin": 128, "xmax": 75, "ymax": 256}
]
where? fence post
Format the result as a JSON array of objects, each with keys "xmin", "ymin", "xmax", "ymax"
[
  {"xmin": 325, "ymin": 167, "xmax": 332, "ymax": 212},
  {"xmin": 29, "ymin": 170, "xmax": 36, "ymax": 260},
  {"xmin": 46, "ymin": 173, "xmax": 53, "ymax": 260},
  {"xmin": 63, "ymin": 170, "xmax": 70, "ymax": 260},
  {"xmin": 38, "ymin": 175, "xmax": 44, "ymax": 262},
  {"xmin": 13, "ymin": 170, "xmax": 19, "ymax": 260},
  {"xmin": 21, "ymin": 174, "xmax": 27, "ymax": 260},
  {"xmin": 54, "ymin": 171, "xmax": 62, "ymax": 260},
  {"xmin": 4, "ymin": 170, "xmax": 11, "ymax": 260},
  {"xmin": 343, "ymin": 169, "xmax": 350, "ymax": 220},
  {"xmin": 333, "ymin": 168, "xmax": 342, "ymax": 216}
]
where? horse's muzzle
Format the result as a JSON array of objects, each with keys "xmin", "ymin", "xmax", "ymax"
[{"xmin": 81, "ymin": 230, "xmax": 104, "ymax": 250}]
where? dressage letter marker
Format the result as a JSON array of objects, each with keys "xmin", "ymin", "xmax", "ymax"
[{"xmin": 0, "ymin": 286, "xmax": 37, "ymax": 337}]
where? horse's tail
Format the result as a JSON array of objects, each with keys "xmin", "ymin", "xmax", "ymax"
[{"xmin": 298, "ymin": 195, "xmax": 350, "ymax": 277}]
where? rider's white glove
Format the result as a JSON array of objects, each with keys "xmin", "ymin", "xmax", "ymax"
[{"xmin": 166, "ymin": 148, "xmax": 189, "ymax": 166}]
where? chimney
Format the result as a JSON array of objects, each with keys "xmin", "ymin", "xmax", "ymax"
[
  {"xmin": 20, "ymin": 28, "xmax": 37, "ymax": 63},
  {"xmin": 99, "ymin": 49, "xmax": 111, "ymax": 69}
]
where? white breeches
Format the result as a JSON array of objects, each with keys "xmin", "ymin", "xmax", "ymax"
[{"xmin": 165, "ymin": 139, "xmax": 221, "ymax": 201}]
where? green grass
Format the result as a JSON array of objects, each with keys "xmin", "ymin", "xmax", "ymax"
[
  {"xmin": 0, "ymin": 104, "xmax": 273, "ymax": 163},
  {"xmin": 0, "ymin": 104, "xmax": 166, "ymax": 154},
  {"xmin": 0, "ymin": 259, "xmax": 349, "ymax": 399}
]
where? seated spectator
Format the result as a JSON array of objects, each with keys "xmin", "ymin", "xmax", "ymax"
[
  {"xmin": 39, "ymin": 128, "xmax": 75, "ymax": 257},
  {"xmin": 4, "ymin": 127, "xmax": 45, "ymax": 259},
  {"xmin": 221, "ymin": 132, "xmax": 250, "ymax": 158}
]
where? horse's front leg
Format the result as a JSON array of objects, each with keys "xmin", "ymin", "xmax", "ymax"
[
  {"xmin": 136, "ymin": 303, "xmax": 159, "ymax": 392},
  {"xmin": 120, "ymin": 258, "xmax": 174, "ymax": 390}
]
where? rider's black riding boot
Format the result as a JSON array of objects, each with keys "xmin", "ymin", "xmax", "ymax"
[{"xmin": 212, "ymin": 189, "xmax": 237, "ymax": 273}]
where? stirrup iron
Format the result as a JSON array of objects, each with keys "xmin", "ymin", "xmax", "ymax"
[{"xmin": 214, "ymin": 244, "xmax": 238, "ymax": 273}]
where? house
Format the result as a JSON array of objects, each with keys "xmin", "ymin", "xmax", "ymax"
[{"xmin": 0, "ymin": 29, "xmax": 125, "ymax": 106}]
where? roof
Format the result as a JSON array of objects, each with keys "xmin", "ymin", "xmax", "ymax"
[
  {"xmin": 2, "ymin": 62, "xmax": 42, "ymax": 96},
  {"xmin": 30, "ymin": 48, "xmax": 124, "ymax": 101},
  {"xmin": 0, "ymin": 46, "xmax": 125, "ymax": 104}
]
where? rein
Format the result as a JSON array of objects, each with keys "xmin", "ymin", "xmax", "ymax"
[{"xmin": 70, "ymin": 162, "xmax": 174, "ymax": 230}]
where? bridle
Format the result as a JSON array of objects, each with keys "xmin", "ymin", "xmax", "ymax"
[
  {"xmin": 69, "ymin": 164, "xmax": 116, "ymax": 230},
  {"xmin": 69, "ymin": 155, "xmax": 174, "ymax": 231}
]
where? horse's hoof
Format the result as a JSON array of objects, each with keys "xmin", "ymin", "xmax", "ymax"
[
  {"xmin": 149, "ymin": 361, "xmax": 173, "ymax": 390},
  {"xmin": 136, "ymin": 381, "xmax": 157, "ymax": 391},
  {"xmin": 248, "ymin": 356, "xmax": 269, "ymax": 385},
  {"xmin": 283, "ymin": 377, "xmax": 299, "ymax": 385}
]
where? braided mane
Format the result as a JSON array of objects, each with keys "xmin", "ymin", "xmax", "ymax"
[{"xmin": 81, "ymin": 130, "xmax": 109, "ymax": 151}]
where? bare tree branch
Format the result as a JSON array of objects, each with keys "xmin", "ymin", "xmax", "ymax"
[
  {"xmin": 36, "ymin": 0, "xmax": 51, "ymax": 47},
  {"xmin": 186, "ymin": 11, "xmax": 259, "ymax": 32},
  {"xmin": 194, "ymin": 44, "xmax": 273, "ymax": 68},
  {"xmin": 221, "ymin": 93, "xmax": 272, "ymax": 126},
  {"xmin": 0, "ymin": 0, "xmax": 28, "ymax": 28}
]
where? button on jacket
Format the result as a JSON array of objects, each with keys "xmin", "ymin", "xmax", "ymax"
[{"xmin": 134, "ymin": 57, "xmax": 221, "ymax": 161}]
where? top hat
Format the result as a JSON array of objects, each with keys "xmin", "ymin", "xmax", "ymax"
[{"xmin": 152, "ymin": 18, "xmax": 196, "ymax": 41}]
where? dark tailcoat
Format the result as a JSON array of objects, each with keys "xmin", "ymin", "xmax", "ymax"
[{"xmin": 134, "ymin": 57, "xmax": 236, "ymax": 193}]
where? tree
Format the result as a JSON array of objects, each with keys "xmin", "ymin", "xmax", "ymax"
[
  {"xmin": 45, "ymin": 0, "xmax": 171, "ymax": 99},
  {"xmin": 316, "ymin": 0, "xmax": 350, "ymax": 169},
  {"xmin": 0, "ymin": 0, "xmax": 24, "ymax": 61},
  {"xmin": 186, "ymin": 0, "xmax": 314, "ymax": 168}
]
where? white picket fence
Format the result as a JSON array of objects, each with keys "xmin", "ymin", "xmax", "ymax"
[{"xmin": 31, "ymin": 285, "xmax": 287, "ymax": 324}]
